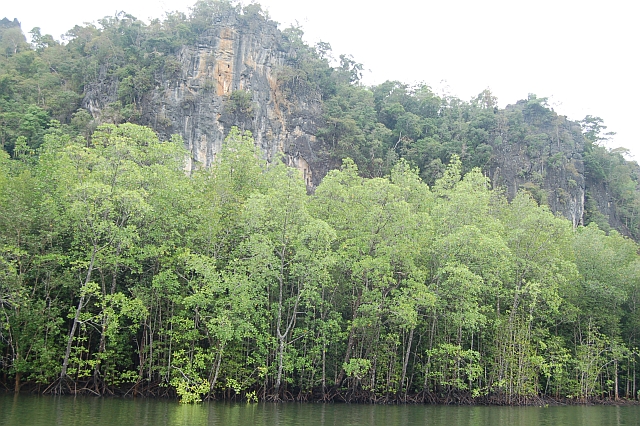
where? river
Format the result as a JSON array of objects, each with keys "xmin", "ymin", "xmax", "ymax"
[{"xmin": 1, "ymin": 393, "xmax": 638, "ymax": 425}]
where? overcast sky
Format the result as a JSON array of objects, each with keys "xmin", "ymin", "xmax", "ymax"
[{"xmin": 5, "ymin": 0, "xmax": 638, "ymax": 158}]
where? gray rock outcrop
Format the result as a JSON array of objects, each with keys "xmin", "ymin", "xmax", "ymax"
[
  {"xmin": 489, "ymin": 103, "xmax": 586, "ymax": 228},
  {"xmin": 84, "ymin": 11, "xmax": 327, "ymax": 188}
]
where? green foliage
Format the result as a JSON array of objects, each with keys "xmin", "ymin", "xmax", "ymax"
[
  {"xmin": 2, "ymin": 1, "xmax": 640, "ymax": 404},
  {"xmin": 2, "ymin": 122, "xmax": 640, "ymax": 402},
  {"xmin": 224, "ymin": 90, "xmax": 254, "ymax": 119},
  {"xmin": 170, "ymin": 349, "xmax": 211, "ymax": 403},
  {"xmin": 1, "ymin": 0, "xmax": 637, "ymax": 241},
  {"xmin": 343, "ymin": 358, "xmax": 371, "ymax": 380}
]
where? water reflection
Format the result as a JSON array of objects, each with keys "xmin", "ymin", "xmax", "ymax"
[{"xmin": 1, "ymin": 393, "xmax": 638, "ymax": 426}]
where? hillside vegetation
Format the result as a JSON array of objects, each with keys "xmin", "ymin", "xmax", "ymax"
[{"xmin": 1, "ymin": 1, "xmax": 640, "ymax": 403}]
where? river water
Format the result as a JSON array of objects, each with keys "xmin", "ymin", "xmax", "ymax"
[{"xmin": 1, "ymin": 394, "xmax": 638, "ymax": 425}]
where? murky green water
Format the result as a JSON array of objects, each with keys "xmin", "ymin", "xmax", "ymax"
[{"xmin": 1, "ymin": 394, "xmax": 639, "ymax": 425}]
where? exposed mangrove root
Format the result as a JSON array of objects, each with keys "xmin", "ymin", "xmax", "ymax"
[{"xmin": 5, "ymin": 377, "xmax": 640, "ymax": 406}]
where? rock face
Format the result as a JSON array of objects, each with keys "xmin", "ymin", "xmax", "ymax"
[
  {"xmin": 585, "ymin": 173, "xmax": 632, "ymax": 234},
  {"xmin": 489, "ymin": 101, "xmax": 586, "ymax": 228},
  {"xmin": 0, "ymin": 17, "xmax": 21, "ymax": 30},
  {"xmin": 81, "ymin": 13, "xmax": 628, "ymax": 235},
  {"xmin": 84, "ymin": 11, "xmax": 327, "ymax": 188}
]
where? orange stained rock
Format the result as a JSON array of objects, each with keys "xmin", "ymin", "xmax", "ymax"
[{"xmin": 214, "ymin": 27, "xmax": 235, "ymax": 96}]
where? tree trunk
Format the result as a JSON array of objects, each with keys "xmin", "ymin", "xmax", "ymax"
[
  {"xmin": 614, "ymin": 359, "xmax": 619, "ymax": 400},
  {"xmin": 423, "ymin": 314, "xmax": 437, "ymax": 393},
  {"xmin": 93, "ymin": 250, "xmax": 121, "ymax": 390},
  {"xmin": 209, "ymin": 343, "xmax": 225, "ymax": 396},
  {"xmin": 275, "ymin": 336, "xmax": 286, "ymax": 396},
  {"xmin": 14, "ymin": 372, "xmax": 21, "ymax": 393},
  {"xmin": 322, "ymin": 344, "xmax": 327, "ymax": 398},
  {"xmin": 60, "ymin": 294, "xmax": 85, "ymax": 379},
  {"xmin": 61, "ymin": 247, "xmax": 97, "ymax": 379},
  {"xmin": 335, "ymin": 293, "xmax": 362, "ymax": 387},
  {"xmin": 400, "ymin": 327, "xmax": 414, "ymax": 400},
  {"xmin": 273, "ymin": 256, "xmax": 300, "ymax": 397}
]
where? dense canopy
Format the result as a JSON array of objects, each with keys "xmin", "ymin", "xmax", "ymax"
[
  {"xmin": 2, "ymin": 0, "xmax": 640, "ymax": 404},
  {"xmin": 1, "ymin": 125, "xmax": 640, "ymax": 403}
]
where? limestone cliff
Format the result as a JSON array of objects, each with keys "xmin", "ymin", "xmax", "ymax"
[
  {"xmin": 83, "ymin": 10, "xmax": 326, "ymax": 188},
  {"xmin": 79, "ymin": 12, "xmax": 633, "ymax": 236},
  {"xmin": 488, "ymin": 100, "xmax": 586, "ymax": 228}
]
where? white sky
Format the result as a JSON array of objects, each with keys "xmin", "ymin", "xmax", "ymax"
[{"xmin": 5, "ymin": 0, "xmax": 638, "ymax": 158}]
